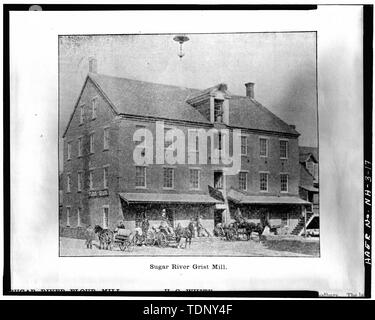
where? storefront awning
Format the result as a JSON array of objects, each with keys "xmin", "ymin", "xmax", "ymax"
[
  {"xmin": 227, "ymin": 188, "xmax": 311, "ymax": 205},
  {"xmin": 300, "ymin": 185, "xmax": 319, "ymax": 192},
  {"xmin": 119, "ymin": 192, "xmax": 223, "ymax": 204}
]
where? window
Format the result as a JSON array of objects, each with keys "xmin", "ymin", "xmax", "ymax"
[
  {"xmin": 78, "ymin": 137, "xmax": 82, "ymax": 157},
  {"xmin": 135, "ymin": 125, "xmax": 147, "ymax": 156},
  {"xmin": 306, "ymin": 161, "xmax": 314, "ymax": 176},
  {"xmin": 103, "ymin": 127, "xmax": 109, "ymax": 150},
  {"xmin": 66, "ymin": 207, "xmax": 71, "ymax": 227},
  {"xmin": 218, "ymin": 132, "xmax": 223, "ymax": 151},
  {"xmin": 188, "ymin": 130, "xmax": 199, "ymax": 153},
  {"xmin": 214, "ymin": 99, "xmax": 224, "ymax": 122},
  {"xmin": 67, "ymin": 142, "xmax": 71, "ymax": 160},
  {"xmin": 135, "ymin": 166, "xmax": 146, "ymax": 188},
  {"xmin": 103, "ymin": 167, "xmax": 108, "ymax": 189},
  {"xmin": 163, "ymin": 167, "xmax": 174, "ymax": 189},
  {"xmin": 188, "ymin": 131, "xmax": 199, "ymax": 164},
  {"xmin": 80, "ymin": 105, "xmax": 84, "ymax": 124},
  {"xmin": 77, "ymin": 207, "xmax": 81, "ymax": 227},
  {"xmin": 194, "ymin": 135, "xmax": 199, "ymax": 153},
  {"xmin": 89, "ymin": 170, "xmax": 93, "ymax": 190},
  {"xmin": 241, "ymin": 136, "xmax": 248, "ymax": 155},
  {"xmin": 66, "ymin": 174, "xmax": 71, "ymax": 193},
  {"xmin": 260, "ymin": 172, "xmax": 268, "ymax": 192},
  {"xmin": 189, "ymin": 169, "xmax": 200, "ymax": 190},
  {"xmin": 77, "ymin": 172, "xmax": 82, "ymax": 192},
  {"xmin": 280, "ymin": 140, "xmax": 288, "ymax": 159},
  {"xmin": 89, "ymin": 133, "xmax": 94, "ymax": 153},
  {"xmin": 164, "ymin": 128, "xmax": 174, "ymax": 150},
  {"xmin": 280, "ymin": 174, "xmax": 288, "ymax": 192},
  {"xmin": 91, "ymin": 97, "xmax": 97, "ymax": 119},
  {"xmin": 313, "ymin": 163, "xmax": 318, "ymax": 179},
  {"xmin": 260, "ymin": 138, "xmax": 268, "ymax": 157},
  {"xmin": 239, "ymin": 172, "xmax": 248, "ymax": 190},
  {"xmin": 103, "ymin": 206, "xmax": 109, "ymax": 229}
]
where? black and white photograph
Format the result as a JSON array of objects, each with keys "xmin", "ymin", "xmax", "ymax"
[
  {"xmin": 59, "ymin": 33, "xmax": 319, "ymax": 257},
  {"xmin": 6, "ymin": 5, "xmax": 368, "ymax": 297}
]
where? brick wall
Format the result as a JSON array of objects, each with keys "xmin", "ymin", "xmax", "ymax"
[
  {"xmin": 61, "ymin": 77, "xmax": 301, "ymax": 233},
  {"xmin": 116, "ymin": 118, "xmax": 299, "ymax": 196},
  {"xmin": 62, "ymin": 78, "xmax": 122, "ymax": 230}
]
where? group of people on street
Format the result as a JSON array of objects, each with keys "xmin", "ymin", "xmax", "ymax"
[{"xmin": 115, "ymin": 208, "xmax": 211, "ymax": 238}]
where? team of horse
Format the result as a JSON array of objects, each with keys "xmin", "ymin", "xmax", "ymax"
[
  {"xmin": 214, "ymin": 215, "xmax": 270, "ymax": 242},
  {"xmin": 85, "ymin": 214, "xmax": 269, "ymax": 250},
  {"xmin": 85, "ymin": 220, "xmax": 194, "ymax": 250}
]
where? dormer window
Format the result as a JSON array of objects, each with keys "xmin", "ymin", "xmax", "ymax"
[
  {"xmin": 187, "ymin": 83, "xmax": 229, "ymax": 124},
  {"xmin": 214, "ymin": 99, "xmax": 224, "ymax": 123}
]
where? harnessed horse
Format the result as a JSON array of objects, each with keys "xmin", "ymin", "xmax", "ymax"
[
  {"xmin": 174, "ymin": 222, "xmax": 194, "ymax": 249},
  {"xmin": 94, "ymin": 225, "xmax": 114, "ymax": 250}
]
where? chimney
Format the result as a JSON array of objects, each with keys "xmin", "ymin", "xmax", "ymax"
[
  {"xmin": 88, "ymin": 57, "xmax": 97, "ymax": 73},
  {"xmin": 245, "ymin": 82, "xmax": 255, "ymax": 98},
  {"xmin": 289, "ymin": 124, "xmax": 296, "ymax": 130}
]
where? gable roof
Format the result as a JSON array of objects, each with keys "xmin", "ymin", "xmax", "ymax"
[
  {"xmin": 299, "ymin": 146, "xmax": 319, "ymax": 163},
  {"xmin": 228, "ymin": 95, "xmax": 299, "ymax": 135},
  {"xmin": 64, "ymin": 72, "xmax": 300, "ymax": 137},
  {"xmin": 89, "ymin": 73, "xmax": 209, "ymax": 124}
]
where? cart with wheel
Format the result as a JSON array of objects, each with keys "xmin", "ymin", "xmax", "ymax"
[{"xmin": 113, "ymin": 229, "xmax": 135, "ymax": 251}]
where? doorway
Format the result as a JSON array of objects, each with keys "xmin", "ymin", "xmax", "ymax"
[
  {"xmin": 214, "ymin": 171, "xmax": 224, "ymax": 189},
  {"xmin": 214, "ymin": 209, "xmax": 224, "ymax": 225}
]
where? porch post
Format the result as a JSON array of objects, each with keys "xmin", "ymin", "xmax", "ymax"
[{"xmin": 303, "ymin": 205, "xmax": 307, "ymax": 238}]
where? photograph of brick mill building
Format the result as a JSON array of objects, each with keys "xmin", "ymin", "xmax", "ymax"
[{"xmin": 59, "ymin": 33, "xmax": 319, "ymax": 256}]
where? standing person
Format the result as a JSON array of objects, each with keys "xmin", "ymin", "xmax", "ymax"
[
  {"xmin": 141, "ymin": 214, "xmax": 149, "ymax": 234},
  {"xmin": 197, "ymin": 215, "xmax": 211, "ymax": 237},
  {"xmin": 160, "ymin": 209, "xmax": 173, "ymax": 235},
  {"xmin": 196, "ymin": 215, "xmax": 203, "ymax": 237},
  {"xmin": 85, "ymin": 225, "xmax": 95, "ymax": 249}
]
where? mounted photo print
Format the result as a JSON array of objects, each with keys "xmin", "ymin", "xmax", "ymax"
[
  {"xmin": 7, "ymin": 5, "xmax": 368, "ymax": 298},
  {"xmin": 58, "ymin": 33, "xmax": 319, "ymax": 257}
]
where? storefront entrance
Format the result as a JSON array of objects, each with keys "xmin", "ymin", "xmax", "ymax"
[{"xmin": 214, "ymin": 209, "xmax": 224, "ymax": 226}]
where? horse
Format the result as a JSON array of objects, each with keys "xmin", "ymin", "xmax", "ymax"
[
  {"xmin": 213, "ymin": 223, "xmax": 225, "ymax": 238},
  {"xmin": 174, "ymin": 222, "xmax": 193, "ymax": 249},
  {"xmin": 233, "ymin": 211, "xmax": 272, "ymax": 241},
  {"xmin": 222, "ymin": 222, "xmax": 237, "ymax": 241},
  {"xmin": 232, "ymin": 219, "xmax": 252, "ymax": 241},
  {"xmin": 94, "ymin": 225, "xmax": 114, "ymax": 250},
  {"xmin": 239, "ymin": 220, "xmax": 270, "ymax": 242}
]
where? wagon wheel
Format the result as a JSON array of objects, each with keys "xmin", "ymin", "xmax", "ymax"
[
  {"xmin": 127, "ymin": 239, "xmax": 135, "ymax": 252},
  {"xmin": 121, "ymin": 238, "xmax": 134, "ymax": 252},
  {"xmin": 157, "ymin": 232, "xmax": 167, "ymax": 247},
  {"xmin": 119, "ymin": 241, "xmax": 126, "ymax": 251},
  {"xmin": 145, "ymin": 231, "xmax": 155, "ymax": 246}
]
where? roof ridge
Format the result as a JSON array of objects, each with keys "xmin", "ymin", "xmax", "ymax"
[{"xmin": 89, "ymin": 72, "xmax": 203, "ymax": 92}]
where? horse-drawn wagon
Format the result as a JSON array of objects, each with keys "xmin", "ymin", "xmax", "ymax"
[
  {"xmin": 150, "ymin": 222, "xmax": 194, "ymax": 249},
  {"xmin": 133, "ymin": 228, "xmax": 156, "ymax": 246},
  {"xmin": 113, "ymin": 228, "xmax": 135, "ymax": 251},
  {"xmin": 216, "ymin": 218, "xmax": 269, "ymax": 242},
  {"xmin": 154, "ymin": 230, "xmax": 176, "ymax": 247}
]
